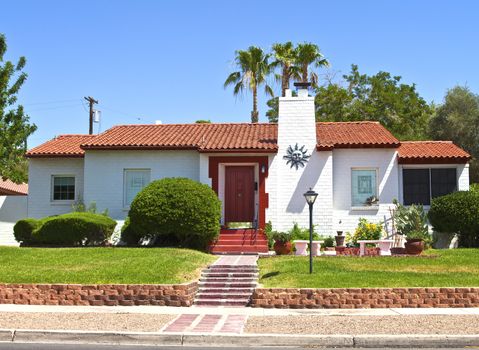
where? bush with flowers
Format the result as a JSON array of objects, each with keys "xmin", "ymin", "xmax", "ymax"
[{"xmin": 350, "ymin": 218, "xmax": 384, "ymax": 246}]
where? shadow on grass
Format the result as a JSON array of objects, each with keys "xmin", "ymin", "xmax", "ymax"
[{"xmin": 261, "ymin": 271, "xmax": 280, "ymax": 279}]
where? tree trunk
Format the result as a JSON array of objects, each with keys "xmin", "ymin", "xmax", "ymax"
[
  {"xmin": 302, "ymin": 64, "xmax": 308, "ymax": 83},
  {"xmin": 281, "ymin": 65, "xmax": 290, "ymax": 97},
  {"xmin": 251, "ymin": 85, "xmax": 258, "ymax": 123}
]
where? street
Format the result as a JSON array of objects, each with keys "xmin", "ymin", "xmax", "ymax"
[{"xmin": 0, "ymin": 344, "xmax": 470, "ymax": 350}]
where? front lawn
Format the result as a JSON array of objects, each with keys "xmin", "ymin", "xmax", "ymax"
[
  {"xmin": 0, "ymin": 247, "xmax": 216, "ymax": 284},
  {"xmin": 258, "ymin": 249, "xmax": 479, "ymax": 288}
]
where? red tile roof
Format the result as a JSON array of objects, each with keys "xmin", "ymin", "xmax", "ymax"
[
  {"xmin": 316, "ymin": 122, "xmax": 400, "ymax": 149},
  {"xmin": 398, "ymin": 141, "xmax": 471, "ymax": 164},
  {"xmin": 80, "ymin": 123, "xmax": 278, "ymax": 152},
  {"xmin": 0, "ymin": 179, "xmax": 28, "ymax": 195},
  {"xmin": 25, "ymin": 123, "xmax": 469, "ymax": 165},
  {"xmin": 25, "ymin": 135, "xmax": 96, "ymax": 158}
]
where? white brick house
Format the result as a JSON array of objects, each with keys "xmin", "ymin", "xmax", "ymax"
[{"xmin": 26, "ymin": 86, "xmax": 470, "ymax": 243}]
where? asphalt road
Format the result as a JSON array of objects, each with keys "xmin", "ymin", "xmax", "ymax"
[{"xmin": 0, "ymin": 345, "xmax": 469, "ymax": 350}]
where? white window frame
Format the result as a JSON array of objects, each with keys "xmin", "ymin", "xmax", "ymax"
[
  {"xmin": 350, "ymin": 167, "xmax": 379, "ymax": 210},
  {"xmin": 123, "ymin": 169, "xmax": 151, "ymax": 209},
  {"xmin": 51, "ymin": 175, "xmax": 76, "ymax": 203}
]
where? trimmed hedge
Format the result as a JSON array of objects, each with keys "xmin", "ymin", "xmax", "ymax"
[
  {"xmin": 428, "ymin": 191, "xmax": 479, "ymax": 248},
  {"xmin": 14, "ymin": 213, "xmax": 117, "ymax": 246},
  {"xmin": 13, "ymin": 218, "xmax": 45, "ymax": 245},
  {"xmin": 126, "ymin": 177, "xmax": 221, "ymax": 250}
]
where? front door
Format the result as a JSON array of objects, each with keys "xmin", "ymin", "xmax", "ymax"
[{"xmin": 224, "ymin": 166, "xmax": 255, "ymax": 224}]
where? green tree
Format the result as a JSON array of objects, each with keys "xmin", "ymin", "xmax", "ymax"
[
  {"xmin": 429, "ymin": 86, "xmax": 479, "ymax": 182},
  {"xmin": 224, "ymin": 46, "xmax": 274, "ymax": 123},
  {"xmin": 294, "ymin": 42, "xmax": 329, "ymax": 87},
  {"xmin": 271, "ymin": 42, "xmax": 300, "ymax": 97},
  {"xmin": 314, "ymin": 65, "xmax": 432, "ymax": 140},
  {"xmin": 195, "ymin": 119, "xmax": 211, "ymax": 123},
  {"xmin": 266, "ymin": 97, "xmax": 279, "ymax": 123},
  {"xmin": 0, "ymin": 34, "xmax": 37, "ymax": 183}
]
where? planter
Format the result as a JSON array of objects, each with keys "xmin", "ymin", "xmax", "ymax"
[
  {"xmin": 405, "ymin": 238, "xmax": 424, "ymax": 255},
  {"xmin": 274, "ymin": 241, "xmax": 292, "ymax": 255},
  {"xmin": 335, "ymin": 232, "xmax": 345, "ymax": 247},
  {"xmin": 390, "ymin": 247, "xmax": 406, "ymax": 255},
  {"xmin": 335, "ymin": 246, "xmax": 380, "ymax": 256}
]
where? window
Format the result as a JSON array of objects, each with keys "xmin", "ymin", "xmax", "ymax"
[
  {"xmin": 403, "ymin": 168, "xmax": 457, "ymax": 205},
  {"xmin": 351, "ymin": 169, "xmax": 378, "ymax": 207},
  {"xmin": 124, "ymin": 169, "xmax": 151, "ymax": 207},
  {"xmin": 52, "ymin": 176, "xmax": 75, "ymax": 201}
]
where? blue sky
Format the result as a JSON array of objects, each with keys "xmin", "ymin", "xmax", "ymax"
[{"xmin": 2, "ymin": 0, "xmax": 478, "ymax": 147}]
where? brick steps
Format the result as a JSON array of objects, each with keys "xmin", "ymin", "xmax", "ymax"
[
  {"xmin": 209, "ymin": 229, "xmax": 269, "ymax": 255},
  {"xmin": 194, "ymin": 262, "xmax": 259, "ymax": 307}
]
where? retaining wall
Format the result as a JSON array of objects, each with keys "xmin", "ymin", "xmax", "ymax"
[
  {"xmin": 0, "ymin": 282, "xmax": 198, "ymax": 306},
  {"xmin": 251, "ymin": 287, "xmax": 479, "ymax": 308}
]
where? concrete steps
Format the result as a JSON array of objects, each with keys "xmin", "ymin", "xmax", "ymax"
[{"xmin": 194, "ymin": 263, "xmax": 259, "ymax": 307}]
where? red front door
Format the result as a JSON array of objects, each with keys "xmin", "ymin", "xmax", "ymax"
[{"xmin": 224, "ymin": 166, "xmax": 255, "ymax": 223}]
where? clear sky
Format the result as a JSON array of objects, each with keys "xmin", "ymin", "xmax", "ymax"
[{"xmin": 2, "ymin": 0, "xmax": 478, "ymax": 147}]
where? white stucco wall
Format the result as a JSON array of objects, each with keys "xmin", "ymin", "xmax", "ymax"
[
  {"xmin": 27, "ymin": 158, "xmax": 85, "ymax": 218},
  {"xmin": 332, "ymin": 148, "xmax": 399, "ymax": 235},
  {"xmin": 0, "ymin": 195, "xmax": 27, "ymax": 246},
  {"xmin": 83, "ymin": 150, "xmax": 200, "ymax": 219}
]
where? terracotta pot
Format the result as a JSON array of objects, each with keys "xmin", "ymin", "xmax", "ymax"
[
  {"xmin": 335, "ymin": 235, "xmax": 345, "ymax": 247},
  {"xmin": 390, "ymin": 247, "xmax": 406, "ymax": 255},
  {"xmin": 274, "ymin": 241, "xmax": 292, "ymax": 255},
  {"xmin": 405, "ymin": 238, "xmax": 424, "ymax": 255}
]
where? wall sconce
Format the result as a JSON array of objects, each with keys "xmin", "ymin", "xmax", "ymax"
[{"xmin": 261, "ymin": 165, "xmax": 266, "ymax": 173}]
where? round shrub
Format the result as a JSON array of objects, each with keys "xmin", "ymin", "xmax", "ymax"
[
  {"xmin": 34, "ymin": 212, "xmax": 117, "ymax": 246},
  {"xmin": 13, "ymin": 218, "xmax": 44, "ymax": 244},
  {"xmin": 128, "ymin": 177, "xmax": 221, "ymax": 250},
  {"xmin": 120, "ymin": 217, "xmax": 143, "ymax": 246},
  {"xmin": 428, "ymin": 191, "xmax": 479, "ymax": 248}
]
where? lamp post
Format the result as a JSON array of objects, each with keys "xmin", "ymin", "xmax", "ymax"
[{"xmin": 304, "ymin": 188, "xmax": 318, "ymax": 274}]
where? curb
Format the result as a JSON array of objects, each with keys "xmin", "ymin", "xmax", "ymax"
[{"xmin": 0, "ymin": 329, "xmax": 478, "ymax": 348}]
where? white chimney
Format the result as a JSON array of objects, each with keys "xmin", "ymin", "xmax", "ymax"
[{"xmin": 155, "ymin": 120, "xmax": 162, "ymax": 125}]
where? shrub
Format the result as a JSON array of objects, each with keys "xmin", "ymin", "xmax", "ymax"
[
  {"xmin": 13, "ymin": 218, "xmax": 43, "ymax": 244},
  {"xmin": 272, "ymin": 231, "xmax": 290, "ymax": 243},
  {"xmin": 263, "ymin": 221, "xmax": 274, "ymax": 249},
  {"xmin": 350, "ymin": 218, "xmax": 383, "ymax": 246},
  {"xmin": 323, "ymin": 236, "xmax": 335, "ymax": 247},
  {"xmin": 34, "ymin": 212, "xmax": 116, "ymax": 246},
  {"xmin": 428, "ymin": 191, "xmax": 479, "ymax": 248},
  {"xmin": 393, "ymin": 200, "xmax": 428, "ymax": 238},
  {"xmin": 120, "ymin": 217, "xmax": 144, "ymax": 246},
  {"xmin": 128, "ymin": 178, "xmax": 221, "ymax": 250},
  {"xmin": 288, "ymin": 222, "xmax": 319, "ymax": 241}
]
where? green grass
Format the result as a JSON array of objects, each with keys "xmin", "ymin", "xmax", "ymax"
[
  {"xmin": 258, "ymin": 249, "xmax": 479, "ymax": 288},
  {"xmin": 0, "ymin": 247, "xmax": 216, "ymax": 284}
]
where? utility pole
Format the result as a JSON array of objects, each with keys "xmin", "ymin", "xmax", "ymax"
[{"xmin": 84, "ymin": 96, "xmax": 98, "ymax": 135}]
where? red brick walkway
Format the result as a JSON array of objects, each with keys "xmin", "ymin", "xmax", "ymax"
[{"xmin": 161, "ymin": 313, "xmax": 248, "ymax": 334}]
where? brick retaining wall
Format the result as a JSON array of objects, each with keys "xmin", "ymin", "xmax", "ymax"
[
  {"xmin": 0, "ymin": 282, "xmax": 198, "ymax": 306},
  {"xmin": 251, "ymin": 288, "xmax": 479, "ymax": 308}
]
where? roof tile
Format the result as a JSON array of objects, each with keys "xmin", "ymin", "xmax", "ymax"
[
  {"xmin": 25, "ymin": 135, "xmax": 96, "ymax": 158},
  {"xmin": 0, "ymin": 179, "xmax": 28, "ymax": 195},
  {"xmin": 398, "ymin": 141, "xmax": 471, "ymax": 164}
]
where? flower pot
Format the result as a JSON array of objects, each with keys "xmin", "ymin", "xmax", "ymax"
[
  {"xmin": 405, "ymin": 238, "xmax": 424, "ymax": 255},
  {"xmin": 390, "ymin": 247, "xmax": 406, "ymax": 255},
  {"xmin": 335, "ymin": 235, "xmax": 345, "ymax": 247},
  {"xmin": 274, "ymin": 241, "xmax": 292, "ymax": 255}
]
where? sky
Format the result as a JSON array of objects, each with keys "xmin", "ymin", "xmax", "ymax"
[{"xmin": 2, "ymin": 0, "xmax": 478, "ymax": 148}]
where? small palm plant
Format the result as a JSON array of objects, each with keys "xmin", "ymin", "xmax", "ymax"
[{"xmin": 224, "ymin": 46, "xmax": 274, "ymax": 123}]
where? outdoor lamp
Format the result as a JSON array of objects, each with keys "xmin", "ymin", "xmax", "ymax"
[
  {"xmin": 304, "ymin": 188, "xmax": 318, "ymax": 206},
  {"xmin": 304, "ymin": 188, "xmax": 318, "ymax": 274}
]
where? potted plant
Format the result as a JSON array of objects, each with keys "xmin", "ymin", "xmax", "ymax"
[
  {"xmin": 272, "ymin": 231, "xmax": 292, "ymax": 255},
  {"xmin": 404, "ymin": 231, "xmax": 426, "ymax": 255}
]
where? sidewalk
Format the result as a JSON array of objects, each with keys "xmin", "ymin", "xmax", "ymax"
[{"xmin": 0, "ymin": 304, "xmax": 478, "ymax": 347}]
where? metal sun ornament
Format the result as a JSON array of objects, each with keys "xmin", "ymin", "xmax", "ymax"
[{"xmin": 283, "ymin": 143, "xmax": 311, "ymax": 170}]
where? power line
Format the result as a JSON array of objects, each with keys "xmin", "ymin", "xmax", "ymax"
[
  {"xmin": 23, "ymin": 98, "xmax": 80, "ymax": 106},
  {"xmin": 25, "ymin": 103, "xmax": 83, "ymax": 112}
]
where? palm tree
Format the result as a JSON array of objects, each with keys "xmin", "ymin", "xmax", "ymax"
[
  {"xmin": 294, "ymin": 43, "xmax": 329, "ymax": 87},
  {"xmin": 271, "ymin": 42, "xmax": 301, "ymax": 97},
  {"xmin": 224, "ymin": 46, "xmax": 274, "ymax": 123}
]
